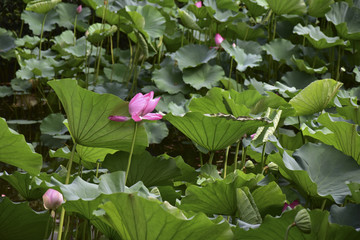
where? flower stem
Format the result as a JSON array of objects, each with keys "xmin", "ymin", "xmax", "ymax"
[
  {"xmin": 43, "ymin": 212, "xmax": 52, "ymax": 240},
  {"xmin": 261, "ymin": 142, "xmax": 267, "ymax": 169},
  {"xmin": 224, "ymin": 146, "xmax": 230, "ymax": 178},
  {"xmin": 234, "ymin": 141, "xmax": 240, "ymax": 170},
  {"xmin": 284, "ymin": 223, "xmax": 295, "ymax": 240},
  {"xmin": 39, "ymin": 12, "xmax": 48, "ymax": 60},
  {"xmin": 57, "ymin": 142, "xmax": 77, "ymax": 240},
  {"xmin": 73, "ymin": 14, "xmax": 78, "ymax": 45},
  {"xmin": 209, "ymin": 152, "xmax": 215, "ymax": 165},
  {"xmin": 241, "ymin": 145, "xmax": 247, "ymax": 169},
  {"xmin": 125, "ymin": 122, "xmax": 138, "ymax": 185}
]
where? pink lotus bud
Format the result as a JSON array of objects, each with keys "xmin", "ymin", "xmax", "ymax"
[
  {"xmin": 232, "ymin": 43, "xmax": 236, "ymax": 48},
  {"xmin": 215, "ymin": 33, "xmax": 224, "ymax": 45},
  {"xmin": 1, "ymin": 194, "xmax": 5, "ymax": 197},
  {"xmin": 195, "ymin": 1, "xmax": 202, "ymax": 8},
  {"xmin": 43, "ymin": 189, "xmax": 63, "ymax": 210},
  {"xmin": 250, "ymin": 133, "xmax": 256, "ymax": 140},
  {"xmin": 76, "ymin": 5, "xmax": 82, "ymax": 14}
]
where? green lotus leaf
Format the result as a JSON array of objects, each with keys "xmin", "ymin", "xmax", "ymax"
[
  {"xmin": 308, "ymin": 0, "xmax": 334, "ymax": 17},
  {"xmin": 86, "ymin": 23, "xmax": 117, "ymax": 44},
  {"xmin": 302, "ymin": 113, "xmax": 360, "ymax": 163},
  {"xmin": 236, "ymin": 187, "xmax": 262, "ymax": 224},
  {"xmin": 94, "ymin": 192, "xmax": 234, "ymax": 240},
  {"xmin": 56, "ymin": 2, "xmax": 91, "ymax": 32},
  {"xmin": 173, "ymin": 44, "xmax": 217, "ymax": 70},
  {"xmin": 266, "ymin": 0, "xmax": 306, "ymax": 15},
  {"xmin": 0, "ymin": 118, "xmax": 42, "ymax": 175},
  {"xmin": 252, "ymin": 181, "xmax": 286, "ymax": 218},
  {"xmin": 325, "ymin": 2, "xmax": 360, "ymax": 40},
  {"xmin": 165, "ymin": 112, "xmax": 270, "ymax": 151},
  {"xmin": 40, "ymin": 113, "xmax": 67, "ymax": 135},
  {"xmin": 26, "ymin": 0, "xmax": 61, "ymax": 14},
  {"xmin": 15, "ymin": 35, "xmax": 41, "ymax": 49},
  {"xmin": 0, "ymin": 28, "xmax": 15, "ymax": 53},
  {"xmin": 228, "ymin": 22, "xmax": 266, "ymax": 41},
  {"xmin": 242, "ymin": 0, "xmax": 268, "ymax": 18},
  {"xmin": 48, "ymin": 79, "xmax": 148, "ymax": 151},
  {"xmin": 347, "ymin": 182, "xmax": 360, "ymax": 204},
  {"xmin": 183, "ymin": 63, "xmax": 224, "ymax": 90},
  {"xmin": 0, "ymin": 86, "xmax": 13, "ymax": 97},
  {"xmin": 293, "ymin": 24, "xmax": 347, "ymax": 49},
  {"xmin": 152, "ymin": 58, "xmax": 190, "ymax": 94},
  {"xmin": 103, "ymin": 150, "xmax": 181, "ymax": 187},
  {"xmin": 234, "ymin": 208, "xmax": 360, "ymax": 239},
  {"xmin": 270, "ymin": 143, "xmax": 360, "ymax": 204},
  {"xmin": 281, "ymin": 70, "xmax": 317, "ymax": 89},
  {"xmin": 103, "ymin": 63, "xmax": 129, "ymax": 83},
  {"xmin": 289, "ymin": 79, "xmax": 342, "ymax": 116},
  {"xmin": 179, "ymin": 9, "xmax": 201, "ymax": 31},
  {"xmin": 252, "ymin": 108, "xmax": 282, "ymax": 146},
  {"xmin": 336, "ymin": 101, "xmax": 360, "ymax": 125},
  {"xmin": 330, "ymin": 204, "xmax": 360, "ymax": 229},
  {"xmin": 0, "ymin": 197, "xmax": 50, "ymax": 240},
  {"xmin": 221, "ymin": 40, "xmax": 262, "ymax": 72},
  {"xmin": 292, "ymin": 56, "xmax": 328, "ymax": 74},
  {"xmin": 204, "ymin": 0, "xmax": 240, "ymax": 22},
  {"xmin": 143, "ymin": 121, "xmax": 169, "ymax": 144},
  {"xmin": 21, "ymin": 9, "xmax": 58, "ymax": 35},
  {"xmin": 263, "ymin": 39, "xmax": 296, "ymax": 64}
]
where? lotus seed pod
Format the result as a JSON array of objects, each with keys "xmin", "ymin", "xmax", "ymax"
[
  {"xmin": 245, "ymin": 160, "xmax": 255, "ymax": 169},
  {"xmin": 294, "ymin": 209, "xmax": 311, "ymax": 234},
  {"xmin": 268, "ymin": 162, "xmax": 279, "ymax": 172}
]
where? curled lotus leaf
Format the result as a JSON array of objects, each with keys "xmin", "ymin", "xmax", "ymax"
[
  {"xmin": 26, "ymin": 0, "xmax": 62, "ymax": 14},
  {"xmin": 86, "ymin": 23, "xmax": 118, "ymax": 44}
]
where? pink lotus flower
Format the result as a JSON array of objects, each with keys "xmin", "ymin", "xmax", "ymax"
[
  {"xmin": 282, "ymin": 200, "xmax": 299, "ymax": 212},
  {"xmin": 215, "ymin": 33, "xmax": 224, "ymax": 45},
  {"xmin": 109, "ymin": 91, "xmax": 162, "ymax": 122},
  {"xmin": 43, "ymin": 189, "xmax": 63, "ymax": 210},
  {"xmin": 195, "ymin": 1, "xmax": 202, "ymax": 8},
  {"xmin": 76, "ymin": 5, "xmax": 82, "ymax": 14}
]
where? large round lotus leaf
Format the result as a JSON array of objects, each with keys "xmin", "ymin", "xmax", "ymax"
[
  {"xmin": 263, "ymin": 39, "xmax": 296, "ymax": 65},
  {"xmin": 26, "ymin": 0, "xmax": 61, "ymax": 14},
  {"xmin": 203, "ymin": 0, "xmax": 240, "ymax": 22},
  {"xmin": 234, "ymin": 208, "xmax": 360, "ymax": 239},
  {"xmin": 242, "ymin": 0, "xmax": 268, "ymax": 18},
  {"xmin": 0, "ymin": 198, "xmax": 50, "ymax": 240},
  {"xmin": 21, "ymin": 9, "xmax": 58, "ymax": 35},
  {"xmin": 165, "ymin": 112, "xmax": 270, "ymax": 151},
  {"xmin": 56, "ymin": 2, "xmax": 91, "ymax": 32},
  {"xmin": 293, "ymin": 24, "xmax": 347, "ymax": 49},
  {"xmin": 0, "ymin": 118, "xmax": 42, "ymax": 175},
  {"xmin": 221, "ymin": 40, "xmax": 262, "ymax": 72},
  {"xmin": 228, "ymin": 22, "xmax": 266, "ymax": 41},
  {"xmin": 325, "ymin": 1, "xmax": 360, "ymax": 40},
  {"xmin": 173, "ymin": 44, "xmax": 217, "ymax": 70},
  {"xmin": 289, "ymin": 79, "xmax": 342, "ymax": 116},
  {"xmin": 308, "ymin": 0, "xmax": 334, "ymax": 17},
  {"xmin": 0, "ymin": 28, "xmax": 15, "ymax": 53},
  {"xmin": 292, "ymin": 56, "xmax": 328, "ymax": 74},
  {"xmin": 47, "ymin": 79, "xmax": 148, "ymax": 152},
  {"xmin": 182, "ymin": 63, "xmax": 224, "ymax": 90},
  {"xmin": 266, "ymin": 0, "xmax": 306, "ymax": 15},
  {"xmin": 302, "ymin": 113, "xmax": 360, "ymax": 163},
  {"xmin": 94, "ymin": 193, "xmax": 234, "ymax": 240},
  {"xmin": 86, "ymin": 23, "xmax": 117, "ymax": 44}
]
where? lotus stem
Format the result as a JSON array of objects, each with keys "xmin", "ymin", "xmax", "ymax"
[
  {"xmin": 241, "ymin": 144, "xmax": 246, "ymax": 169},
  {"xmin": 39, "ymin": 12, "xmax": 48, "ymax": 59},
  {"xmin": 43, "ymin": 213, "xmax": 52, "ymax": 240},
  {"xmin": 224, "ymin": 146, "xmax": 230, "ymax": 178},
  {"xmin": 209, "ymin": 152, "xmax": 215, "ymax": 165},
  {"xmin": 125, "ymin": 122, "xmax": 138, "ymax": 185},
  {"xmin": 51, "ymin": 211, "xmax": 56, "ymax": 240},
  {"xmin": 234, "ymin": 141, "xmax": 241, "ymax": 170},
  {"xmin": 96, "ymin": 159, "xmax": 101, "ymax": 178},
  {"xmin": 73, "ymin": 14, "xmax": 78, "ymax": 45},
  {"xmin": 284, "ymin": 223, "xmax": 295, "ymax": 240},
  {"xmin": 57, "ymin": 142, "xmax": 77, "ymax": 240},
  {"xmin": 321, "ymin": 199, "xmax": 327, "ymax": 211},
  {"xmin": 94, "ymin": 40, "xmax": 103, "ymax": 85},
  {"xmin": 261, "ymin": 142, "xmax": 267, "ymax": 169},
  {"xmin": 110, "ymin": 36, "xmax": 115, "ymax": 82}
]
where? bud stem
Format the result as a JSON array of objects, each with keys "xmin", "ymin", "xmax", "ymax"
[
  {"xmin": 125, "ymin": 122, "xmax": 138, "ymax": 185},
  {"xmin": 284, "ymin": 222, "xmax": 296, "ymax": 240}
]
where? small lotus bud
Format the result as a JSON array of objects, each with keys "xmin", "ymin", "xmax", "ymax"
[
  {"xmin": 214, "ymin": 33, "xmax": 224, "ymax": 45},
  {"xmin": 76, "ymin": 5, "xmax": 82, "ymax": 14},
  {"xmin": 43, "ymin": 189, "xmax": 63, "ymax": 210},
  {"xmin": 85, "ymin": 30, "xmax": 89, "ymax": 37},
  {"xmin": 195, "ymin": 1, "xmax": 202, "ymax": 8},
  {"xmin": 268, "ymin": 162, "xmax": 278, "ymax": 172},
  {"xmin": 250, "ymin": 133, "xmax": 256, "ymax": 140},
  {"xmin": 245, "ymin": 160, "xmax": 255, "ymax": 169},
  {"xmin": 232, "ymin": 43, "xmax": 236, "ymax": 48},
  {"xmin": 294, "ymin": 209, "xmax": 311, "ymax": 234}
]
